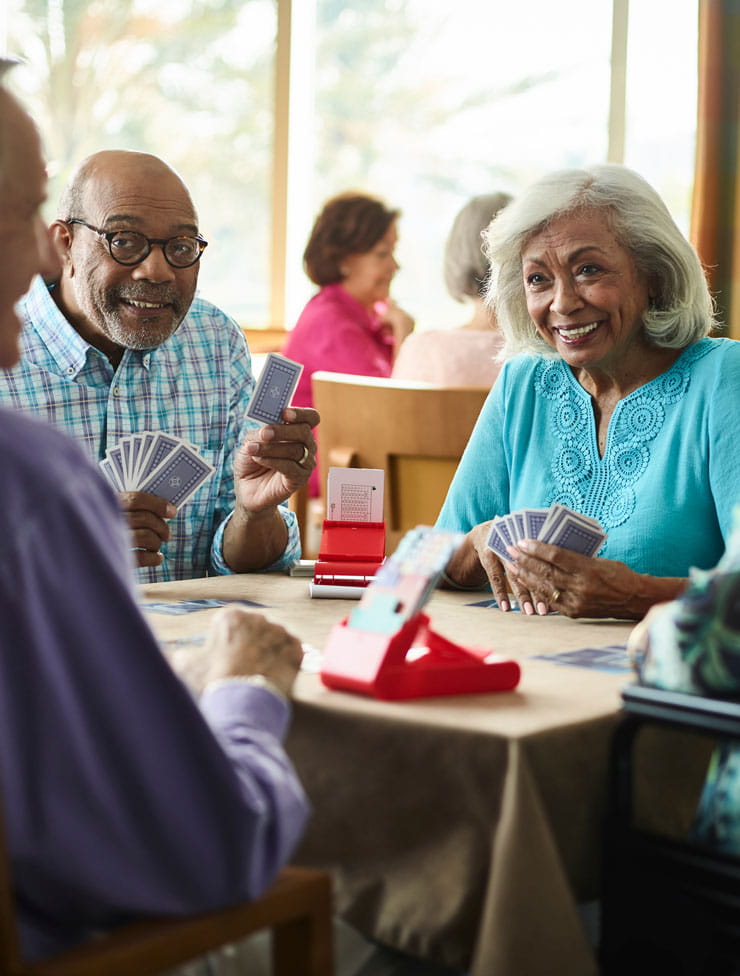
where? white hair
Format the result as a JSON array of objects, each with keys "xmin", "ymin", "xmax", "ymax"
[
  {"xmin": 484, "ymin": 163, "xmax": 717, "ymax": 359},
  {"xmin": 444, "ymin": 192, "xmax": 512, "ymax": 301}
]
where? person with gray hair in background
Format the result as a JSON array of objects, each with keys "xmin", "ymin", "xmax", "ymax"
[
  {"xmin": 437, "ymin": 163, "xmax": 740, "ymax": 620},
  {"xmin": 392, "ymin": 191, "xmax": 512, "ymax": 386}
]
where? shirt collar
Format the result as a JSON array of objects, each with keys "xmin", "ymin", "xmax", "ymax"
[{"xmin": 26, "ymin": 276, "xmax": 153, "ymax": 375}]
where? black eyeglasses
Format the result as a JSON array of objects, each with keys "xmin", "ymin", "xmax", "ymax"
[{"xmin": 66, "ymin": 219, "xmax": 208, "ymax": 269}]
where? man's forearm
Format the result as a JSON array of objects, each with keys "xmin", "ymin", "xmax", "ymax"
[{"xmin": 222, "ymin": 505, "xmax": 288, "ymax": 572}]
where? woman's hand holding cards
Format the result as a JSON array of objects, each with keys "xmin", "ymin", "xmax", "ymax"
[{"xmin": 443, "ymin": 521, "xmax": 539, "ymax": 615}]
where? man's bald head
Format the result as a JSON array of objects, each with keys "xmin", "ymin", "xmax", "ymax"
[
  {"xmin": 50, "ymin": 148, "xmax": 202, "ymax": 364},
  {"xmin": 57, "ymin": 150, "xmax": 198, "ymax": 226}
]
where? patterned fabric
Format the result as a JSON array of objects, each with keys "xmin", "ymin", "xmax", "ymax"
[
  {"xmin": 534, "ymin": 341, "xmax": 708, "ymax": 535},
  {"xmin": 637, "ymin": 506, "xmax": 740, "ymax": 852},
  {"xmin": 0, "ymin": 275, "xmax": 299, "ymax": 582},
  {"xmin": 437, "ymin": 337, "xmax": 740, "ymax": 577}
]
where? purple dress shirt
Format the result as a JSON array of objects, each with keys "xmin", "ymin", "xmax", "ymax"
[{"xmin": 0, "ymin": 407, "xmax": 309, "ymax": 961}]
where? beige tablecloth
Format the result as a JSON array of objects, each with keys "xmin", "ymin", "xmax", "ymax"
[{"xmin": 142, "ymin": 574, "xmax": 646, "ymax": 976}]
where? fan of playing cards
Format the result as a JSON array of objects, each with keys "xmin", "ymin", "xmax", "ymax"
[
  {"xmin": 99, "ymin": 431, "xmax": 215, "ymax": 506},
  {"xmin": 487, "ymin": 503, "xmax": 607, "ymax": 560}
]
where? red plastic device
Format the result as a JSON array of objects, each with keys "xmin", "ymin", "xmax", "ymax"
[
  {"xmin": 320, "ymin": 612, "xmax": 521, "ymax": 700},
  {"xmin": 313, "ymin": 519, "xmax": 386, "ymax": 588}
]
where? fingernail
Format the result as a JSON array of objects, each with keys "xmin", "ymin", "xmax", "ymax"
[
  {"xmin": 537, "ymin": 601, "xmax": 548, "ymax": 615},
  {"xmin": 499, "ymin": 599, "xmax": 509, "ymax": 612},
  {"xmin": 518, "ymin": 540, "xmax": 532, "ymax": 552},
  {"xmin": 523, "ymin": 601, "xmax": 534, "ymax": 615},
  {"xmin": 284, "ymin": 408, "xmax": 296, "ymax": 422},
  {"xmin": 261, "ymin": 427, "xmax": 275, "ymax": 441},
  {"xmin": 505, "ymin": 544, "xmax": 519, "ymax": 560},
  {"xmin": 165, "ymin": 503, "xmax": 177, "ymax": 517}
]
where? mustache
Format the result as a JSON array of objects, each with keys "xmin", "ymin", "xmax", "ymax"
[{"xmin": 112, "ymin": 284, "xmax": 181, "ymax": 305}]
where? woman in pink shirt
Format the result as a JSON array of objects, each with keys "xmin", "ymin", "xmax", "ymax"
[{"xmin": 282, "ymin": 191, "xmax": 414, "ymax": 494}]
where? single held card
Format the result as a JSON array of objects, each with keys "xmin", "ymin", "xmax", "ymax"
[
  {"xmin": 326, "ymin": 467, "xmax": 384, "ymax": 523},
  {"xmin": 487, "ymin": 503, "xmax": 606, "ymax": 560},
  {"xmin": 246, "ymin": 352, "xmax": 303, "ymax": 425},
  {"xmin": 99, "ymin": 430, "xmax": 215, "ymax": 507}
]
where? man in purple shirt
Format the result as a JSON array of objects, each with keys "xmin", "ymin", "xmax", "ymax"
[{"xmin": 0, "ymin": 62, "xmax": 309, "ymax": 964}]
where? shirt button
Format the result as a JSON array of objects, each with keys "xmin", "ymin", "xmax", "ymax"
[
  {"xmin": 113, "ymin": 386, "xmax": 121, "ymax": 396},
  {"xmin": 66, "ymin": 367, "xmax": 74, "ymax": 375}
]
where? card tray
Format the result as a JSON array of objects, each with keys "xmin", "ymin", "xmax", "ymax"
[
  {"xmin": 313, "ymin": 519, "xmax": 385, "ymax": 588},
  {"xmin": 320, "ymin": 612, "xmax": 521, "ymax": 700}
]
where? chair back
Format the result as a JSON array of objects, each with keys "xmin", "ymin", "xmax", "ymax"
[
  {"xmin": 0, "ymin": 783, "xmax": 333, "ymax": 976},
  {"xmin": 312, "ymin": 371, "xmax": 489, "ymax": 552}
]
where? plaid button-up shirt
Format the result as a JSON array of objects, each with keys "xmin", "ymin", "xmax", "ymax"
[{"xmin": 3, "ymin": 276, "xmax": 299, "ymax": 582}]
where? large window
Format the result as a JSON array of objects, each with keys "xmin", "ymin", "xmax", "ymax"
[{"xmin": 5, "ymin": 0, "xmax": 698, "ymax": 332}]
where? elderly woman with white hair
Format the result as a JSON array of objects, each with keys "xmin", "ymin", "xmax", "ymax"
[{"xmin": 437, "ymin": 163, "xmax": 740, "ymax": 620}]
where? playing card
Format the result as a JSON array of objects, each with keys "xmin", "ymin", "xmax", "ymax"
[
  {"xmin": 486, "ymin": 518, "xmax": 512, "ymax": 561},
  {"xmin": 100, "ymin": 431, "xmax": 215, "ymax": 508},
  {"xmin": 486, "ymin": 503, "xmax": 607, "ymax": 560},
  {"xmin": 139, "ymin": 431, "xmax": 181, "ymax": 480},
  {"xmin": 99, "ymin": 456, "xmax": 124, "ymax": 491},
  {"xmin": 246, "ymin": 352, "xmax": 303, "ymax": 425},
  {"xmin": 537, "ymin": 503, "xmax": 571, "ymax": 541},
  {"xmin": 130, "ymin": 431, "xmax": 158, "ymax": 485},
  {"xmin": 541, "ymin": 511, "xmax": 606, "ymax": 557},
  {"xmin": 105, "ymin": 444, "xmax": 127, "ymax": 490},
  {"xmin": 502, "ymin": 513, "xmax": 520, "ymax": 545},
  {"xmin": 139, "ymin": 442, "xmax": 215, "ymax": 506},
  {"xmin": 494, "ymin": 515, "xmax": 514, "ymax": 549},
  {"xmin": 523, "ymin": 507, "xmax": 549, "ymax": 539},
  {"xmin": 538, "ymin": 503, "xmax": 603, "ymax": 543},
  {"xmin": 326, "ymin": 467, "xmax": 384, "ymax": 523}
]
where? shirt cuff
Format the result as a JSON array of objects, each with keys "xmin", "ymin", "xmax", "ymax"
[
  {"xmin": 204, "ymin": 674, "xmax": 287, "ymax": 703},
  {"xmin": 200, "ymin": 680, "xmax": 291, "ymax": 740},
  {"xmin": 210, "ymin": 503, "xmax": 302, "ymax": 575}
]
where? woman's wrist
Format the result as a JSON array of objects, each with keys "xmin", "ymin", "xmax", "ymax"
[{"xmin": 630, "ymin": 574, "xmax": 689, "ymax": 619}]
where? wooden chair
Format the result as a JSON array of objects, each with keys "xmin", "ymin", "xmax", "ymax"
[
  {"xmin": 311, "ymin": 371, "xmax": 489, "ymax": 553},
  {"xmin": 0, "ymin": 791, "xmax": 334, "ymax": 976}
]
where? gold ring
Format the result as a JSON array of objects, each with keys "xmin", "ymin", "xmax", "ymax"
[
  {"xmin": 551, "ymin": 588, "xmax": 561, "ymax": 603},
  {"xmin": 298, "ymin": 444, "xmax": 310, "ymax": 468}
]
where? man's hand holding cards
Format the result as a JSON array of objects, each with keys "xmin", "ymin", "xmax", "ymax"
[
  {"xmin": 100, "ymin": 431, "xmax": 215, "ymax": 568},
  {"xmin": 236, "ymin": 352, "xmax": 319, "ymax": 504},
  {"xmin": 100, "ymin": 431, "xmax": 215, "ymax": 504}
]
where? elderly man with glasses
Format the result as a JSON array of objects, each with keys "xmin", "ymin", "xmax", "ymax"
[{"xmin": 0, "ymin": 149, "xmax": 318, "ymax": 582}]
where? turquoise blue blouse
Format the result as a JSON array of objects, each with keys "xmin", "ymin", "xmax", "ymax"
[{"xmin": 437, "ymin": 337, "xmax": 740, "ymax": 577}]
